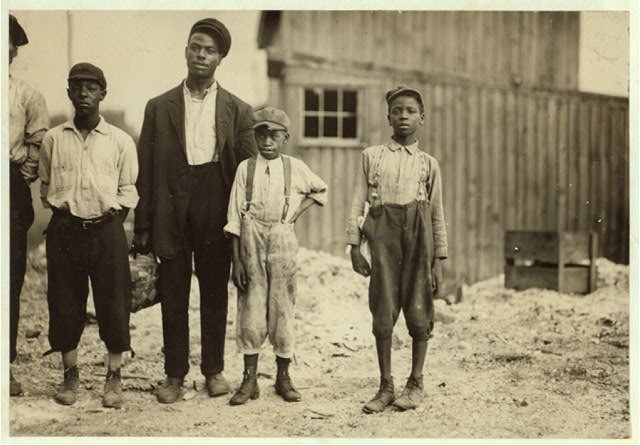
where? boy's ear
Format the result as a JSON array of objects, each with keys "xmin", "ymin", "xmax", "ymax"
[
  {"xmin": 100, "ymin": 89, "xmax": 107, "ymax": 101},
  {"xmin": 387, "ymin": 114, "xmax": 392, "ymax": 126}
]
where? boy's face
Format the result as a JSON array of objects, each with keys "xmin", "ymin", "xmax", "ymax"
[
  {"xmin": 67, "ymin": 80, "xmax": 106, "ymax": 117},
  {"xmin": 387, "ymin": 95, "xmax": 424, "ymax": 138},
  {"xmin": 185, "ymin": 32, "xmax": 223, "ymax": 80},
  {"xmin": 254, "ymin": 125, "xmax": 288, "ymax": 160}
]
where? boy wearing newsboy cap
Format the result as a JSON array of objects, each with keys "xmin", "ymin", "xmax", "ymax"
[{"xmin": 224, "ymin": 107, "xmax": 328, "ymax": 405}]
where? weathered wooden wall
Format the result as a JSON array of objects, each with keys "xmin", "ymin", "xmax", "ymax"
[{"xmin": 273, "ymin": 11, "xmax": 580, "ymax": 90}]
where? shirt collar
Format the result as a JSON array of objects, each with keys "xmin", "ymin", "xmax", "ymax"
[
  {"xmin": 256, "ymin": 153, "xmax": 283, "ymax": 166},
  {"xmin": 183, "ymin": 79, "xmax": 218, "ymax": 97},
  {"xmin": 387, "ymin": 138, "xmax": 419, "ymax": 154},
  {"xmin": 62, "ymin": 115, "xmax": 109, "ymax": 135}
]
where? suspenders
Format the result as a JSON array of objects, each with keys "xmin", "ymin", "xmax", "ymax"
[{"xmin": 244, "ymin": 156, "xmax": 292, "ymax": 223}]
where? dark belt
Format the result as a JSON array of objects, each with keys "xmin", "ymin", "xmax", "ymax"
[{"xmin": 52, "ymin": 208, "xmax": 115, "ymax": 230}]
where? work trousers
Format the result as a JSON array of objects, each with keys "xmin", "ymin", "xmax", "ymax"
[
  {"xmin": 46, "ymin": 212, "xmax": 131, "ymax": 353},
  {"xmin": 236, "ymin": 216, "xmax": 298, "ymax": 358},
  {"xmin": 10, "ymin": 163, "xmax": 34, "ymax": 363},
  {"xmin": 158, "ymin": 162, "xmax": 231, "ymax": 378},
  {"xmin": 361, "ymin": 200, "xmax": 435, "ymax": 340}
]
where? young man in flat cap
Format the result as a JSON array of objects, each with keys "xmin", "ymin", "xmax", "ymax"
[
  {"xmin": 8, "ymin": 13, "xmax": 50, "ymax": 396},
  {"xmin": 225, "ymin": 107, "xmax": 327, "ymax": 405},
  {"xmin": 132, "ymin": 18, "xmax": 257, "ymax": 404},
  {"xmin": 346, "ymin": 86, "xmax": 448, "ymax": 413},
  {"xmin": 39, "ymin": 63, "xmax": 139, "ymax": 408}
]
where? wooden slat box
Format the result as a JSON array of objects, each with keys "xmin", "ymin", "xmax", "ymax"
[{"xmin": 504, "ymin": 231, "xmax": 598, "ymax": 294}]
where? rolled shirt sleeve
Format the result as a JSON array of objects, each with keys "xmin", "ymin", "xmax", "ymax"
[
  {"xmin": 224, "ymin": 160, "xmax": 247, "ymax": 238},
  {"xmin": 428, "ymin": 157, "xmax": 448, "ymax": 259},
  {"xmin": 298, "ymin": 159, "xmax": 328, "ymax": 206},
  {"xmin": 345, "ymin": 150, "xmax": 369, "ymax": 246},
  {"xmin": 38, "ymin": 130, "xmax": 54, "ymax": 208}
]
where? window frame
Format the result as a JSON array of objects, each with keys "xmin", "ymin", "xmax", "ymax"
[{"xmin": 298, "ymin": 86, "xmax": 363, "ymax": 147}]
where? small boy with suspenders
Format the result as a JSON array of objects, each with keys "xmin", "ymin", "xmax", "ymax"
[{"xmin": 224, "ymin": 107, "xmax": 328, "ymax": 405}]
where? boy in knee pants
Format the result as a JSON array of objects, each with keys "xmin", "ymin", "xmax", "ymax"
[
  {"xmin": 224, "ymin": 107, "xmax": 327, "ymax": 405},
  {"xmin": 346, "ymin": 86, "xmax": 448, "ymax": 413}
]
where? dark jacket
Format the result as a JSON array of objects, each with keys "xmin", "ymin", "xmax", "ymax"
[{"xmin": 134, "ymin": 83, "xmax": 257, "ymax": 258}]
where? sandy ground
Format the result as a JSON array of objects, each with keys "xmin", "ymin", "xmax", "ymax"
[{"xmin": 7, "ymin": 243, "xmax": 631, "ymax": 441}]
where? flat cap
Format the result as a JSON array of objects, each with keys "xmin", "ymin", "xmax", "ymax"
[
  {"xmin": 9, "ymin": 14, "xmax": 29, "ymax": 46},
  {"xmin": 190, "ymin": 18, "xmax": 231, "ymax": 57},
  {"xmin": 385, "ymin": 85, "xmax": 424, "ymax": 108},
  {"xmin": 68, "ymin": 63, "xmax": 107, "ymax": 90},
  {"xmin": 253, "ymin": 106, "xmax": 291, "ymax": 131}
]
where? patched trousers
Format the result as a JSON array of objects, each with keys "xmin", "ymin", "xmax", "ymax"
[
  {"xmin": 361, "ymin": 200, "xmax": 435, "ymax": 340},
  {"xmin": 236, "ymin": 216, "xmax": 298, "ymax": 358}
]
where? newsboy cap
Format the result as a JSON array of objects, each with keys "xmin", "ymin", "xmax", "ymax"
[
  {"xmin": 385, "ymin": 85, "xmax": 424, "ymax": 108},
  {"xmin": 68, "ymin": 63, "xmax": 107, "ymax": 90},
  {"xmin": 189, "ymin": 18, "xmax": 231, "ymax": 57},
  {"xmin": 253, "ymin": 106, "xmax": 291, "ymax": 131},
  {"xmin": 9, "ymin": 14, "xmax": 29, "ymax": 46}
]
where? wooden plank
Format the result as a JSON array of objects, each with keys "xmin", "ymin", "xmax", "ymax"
[
  {"xmin": 492, "ymin": 89, "xmax": 505, "ymax": 278},
  {"xmin": 504, "ymin": 230, "xmax": 559, "ymax": 262},
  {"xmin": 546, "ymin": 96, "xmax": 559, "ymax": 230},
  {"xmin": 562, "ymin": 232, "xmax": 592, "ymax": 263},
  {"xmin": 525, "ymin": 94, "xmax": 536, "ymax": 229},
  {"xmin": 599, "ymin": 103, "xmax": 611, "ymax": 259},
  {"xmin": 466, "ymin": 86, "xmax": 480, "ymax": 283},
  {"xmin": 479, "ymin": 87, "xmax": 493, "ymax": 280},
  {"xmin": 609, "ymin": 108, "xmax": 621, "ymax": 263},
  {"xmin": 504, "ymin": 91, "xmax": 517, "ymax": 231},
  {"xmin": 623, "ymin": 107, "xmax": 630, "ymax": 263},
  {"xmin": 589, "ymin": 100, "xmax": 602, "ymax": 235},
  {"xmin": 557, "ymin": 97, "xmax": 568, "ymax": 231},
  {"xmin": 536, "ymin": 95, "xmax": 549, "ymax": 228},
  {"xmin": 578, "ymin": 99, "xmax": 591, "ymax": 231},
  {"xmin": 567, "ymin": 98, "xmax": 580, "ymax": 230},
  {"xmin": 454, "ymin": 85, "xmax": 467, "ymax": 284},
  {"xmin": 443, "ymin": 84, "xmax": 456, "ymax": 281},
  {"xmin": 505, "ymin": 265, "xmax": 559, "ymax": 291},
  {"xmin": 589, "ymin": 232, "xmax": 599, "ymax": 292},
  {"xmin": 516, "ymin": 93, "xmax": 527, "ymax": 230}
]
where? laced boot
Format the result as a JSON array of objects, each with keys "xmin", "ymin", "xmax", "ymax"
[
  {"xmin": 102, "ymin": 368, "xmax": 123, "ymax": 408},
  {"xmin": 362, "ymin": 376, "xmax": 395, "ymax": 414},
  {"xmin": 55, "ymin": 366, "xmax": 80, "ymax": 406},
  {"xmin": 10, "ymin": 370, "xmax": 23, "ymax": 396},
  {"xmin": 157, "ymin": 376, "xmax": 184, "ymax": 404},
  {"xmin": 392, "ymin": 375, "xmax": 424, "ymax": 410},
  {"xmin": 229, "ymin": 366, "xmax": 259, "ymax": 405},
  {"xmin": 275, "ymin": 357, "xmax": 301, "ymax": 402}
]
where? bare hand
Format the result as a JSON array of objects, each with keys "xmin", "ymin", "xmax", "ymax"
[
  {"xmin": 131, "ymin": 230, "xmax": 151, "ymax": 257},
  {"xmin": 232, "ymin": 259, "xmax": 248, "ymax": 291},
  {"xmin": 432, "ymin": 258, "xmax": 443, "ymax": 297},
  {"xmin": 350, "ymin": 246, "xmax": 371, "ymax": 277}
]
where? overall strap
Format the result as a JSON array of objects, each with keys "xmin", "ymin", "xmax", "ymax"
[
  {"xmin": 245, "ymin": 156, "xmax": 257, "ymax": 212},
  {"xmin": 281, "ymin": 156, "xmax": 292, "ymax": 223}
]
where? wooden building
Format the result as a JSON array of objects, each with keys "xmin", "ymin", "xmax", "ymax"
[{"xmin": 257, "ymin": 11, "xmax": 629, "ymax": 287}]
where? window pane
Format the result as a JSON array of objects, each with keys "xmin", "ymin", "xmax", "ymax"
[
  {"xmin": 304, "ymin": 116, "xmax": 319, "ymax": 137},
  {"xmin": 343, "ymin": 90, "xmax": 358, "ymax": 112},
  {"xmin": 305, "ymin": 89, "xmax": 320, "ymax": 111},
  {"xmin": 324, "ymin": 116, "xmax": 338, "ymax": 137},
  {"xmin": 343, "ymin": 116, "xmax": 357, "ymax": 138},
  {"xmin": 324, "ymin": 90, "xmax": 338, "ymax": 112}
]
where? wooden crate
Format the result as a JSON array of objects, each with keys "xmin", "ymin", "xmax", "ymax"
[{"xmin": 504, "ymin": 231, "xmax": 598, "ymax": 294}]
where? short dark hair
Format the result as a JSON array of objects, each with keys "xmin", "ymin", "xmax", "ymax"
[{"xmin": 387, "ymin": 91, "xmax": 425, "ymax": 113}]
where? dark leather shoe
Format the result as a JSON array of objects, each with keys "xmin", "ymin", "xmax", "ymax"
[
  {"xmin": 103, "ymin": 368, "xmax": 123, "ymax": 409},
  {"xmin": 55, "ymin": 366, "xmax": 80, "ymax": 406},
  {"xmin": 392, "ymin": 375, "xmax": 424, "ymax": 411},
  {"xmin": 206, "ymin": 372, "xmax": 231, "ymax": 397},
  {"xmin": 229, "ymin": 367, "xmax": 259, "ymax": 405},
  {"xmin": 157, "ymin": 376, "xmax": 183, "ymax": 404},
  {"xmin": 10, "ymin": 370, "xmax": 23, "ymax": 396},
  {"xmin": 362, "ymin": 376, "xmax": 395, "ymax": 414},
  {"xmin": 275, "ymin": 371, "xmax": 301, "ymax": 402}
]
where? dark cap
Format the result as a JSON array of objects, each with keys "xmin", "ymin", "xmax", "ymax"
[
  {"xmin": 253, "ymin": 106, "xmax": 291, "ymax": 131},
  {"xmin": 68, "ymin": 63, "xmax": 107, "ymax": 90},
  {"xmin": 9, "ymin": 14, "xmax": 29, "ymax": 46},
  {"xmin": 385, "ymin": 85, "xmax": 424, "ymax": 108},
  {"xmin": 189, "ymin": 18, "xmax": 231, "ymax": 57}
]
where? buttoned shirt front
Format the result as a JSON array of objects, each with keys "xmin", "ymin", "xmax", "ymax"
[
  {"xmin": 224, "ymin": 154, "xmax": 328, "ymax": 237},
  {"xmin": 39, "ymin": 116, "xmax": 139, "ymax": 219},
  {"xmin": 9, "ymin": 75, "xmax": 50, "ymax": 182},
  {"xmin": 183, "ymin": 80, "xmax": 218, "ymax": 165},
  {"xmin": 345, "ymin": 139, "xmax": 448, "ymax": 258}
]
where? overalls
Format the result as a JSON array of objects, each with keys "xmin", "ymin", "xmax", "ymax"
[
  {"xmin": 236, "ymin": 156, "xmax": 298, "ymax": 358},
  {"xmin": 361, "ymin": 148, "xmax": 435, "ymax": 341}
]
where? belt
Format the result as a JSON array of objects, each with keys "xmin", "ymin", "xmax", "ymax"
[{"xmin": 53, "ymin": 208, "xmax": 116, "ymax": 230}]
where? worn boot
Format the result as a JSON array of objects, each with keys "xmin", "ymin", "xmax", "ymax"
[
  {"xmin": 102, "ymin": 368, "xmax": 123, "ymax": 409},
  {"xmin": 10, "ymin": 370, "xmax": 23, "ymax": 396},
  {"xmin": 275, "ymin": 357, "xmax": 301, "ymax": 402},
  {"xmin": 157, "ymin": 376, "xmax": 184, "ymax": 404},
  {"xmin": 362, "ymin": 376, "xmax": 395, "ymax": 414},
  {"xmin": 392, "ymin": 375, "xmax": 424, "ymax": 411},
  {"xmin": 205, "ymin": 372, "xmax": 231, "ymax": 397},
  {"xmin": 55, "ymin": 366, "xmax": 80, "ymax": 406},
  {"xmin": 229, "ymin": 366, "xmax": 259, "ymax": 405}
]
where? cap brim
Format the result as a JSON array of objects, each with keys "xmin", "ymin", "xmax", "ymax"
[{"xmin": 253, "ymin": 121, "xmax": 287, "ymax": 131}]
